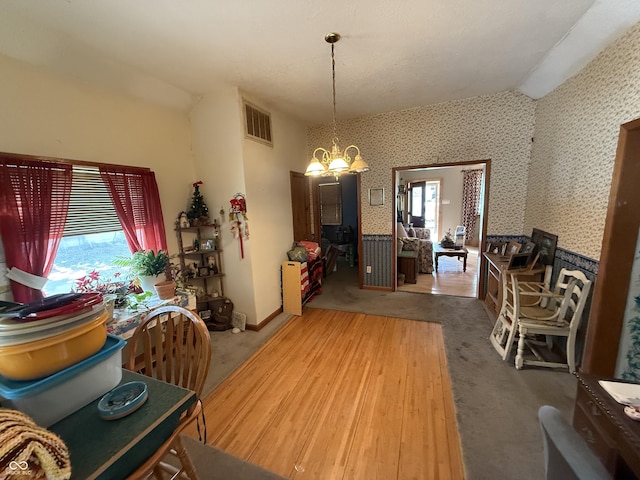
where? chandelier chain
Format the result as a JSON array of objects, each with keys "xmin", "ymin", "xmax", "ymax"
[{"xmin": 331, "ymin": 42, "xmax": 339, "ymax": 147}]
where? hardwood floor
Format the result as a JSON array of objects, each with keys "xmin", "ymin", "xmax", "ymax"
[
  {"xmin": 399, "ymin": 246, "xmax": 478, "ymax": 297},
  {"xmin": 187, "ymin": 308, "xmax": 464, "ymax": 479}
]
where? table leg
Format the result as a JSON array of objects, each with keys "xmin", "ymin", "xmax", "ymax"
[
  {"xmin": 435, "ymin": 254, "xmax": 439, "ymax": 272},
  {"xmin": 463, "ymin": 253, "xmax": 467, "ymax": 272}
]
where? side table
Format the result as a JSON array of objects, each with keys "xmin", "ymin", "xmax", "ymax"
[{"xmin": 398, "ymin": 251, "xmax": 418, "ymax": 284}]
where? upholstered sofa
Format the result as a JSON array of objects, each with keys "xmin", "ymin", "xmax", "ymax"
[{"xmin": 396, "ymin": 223, "xmax": 434, "ymax": 274}]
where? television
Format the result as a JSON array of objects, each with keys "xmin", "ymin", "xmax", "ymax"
[{"xmin": 531, "ymin": 228, "xmax": 558, "ymax": 266}]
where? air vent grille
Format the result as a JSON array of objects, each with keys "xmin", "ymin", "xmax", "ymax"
[{"xmin": 243, "ymin": 101, "xmax": 273, "ymax": 146}]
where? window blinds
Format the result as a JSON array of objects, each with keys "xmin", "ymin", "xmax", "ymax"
[
  {"xmin": 319, "ymin": 183, "xmax": 342, "ymax": 226},
  {"xmin": 63, "ymin": 166, "xmax": 122, "ymax": 237}
]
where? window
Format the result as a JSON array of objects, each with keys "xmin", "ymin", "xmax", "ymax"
[
  {"xmin": 45, "ymin": 166, "xmax": 130, "ymax": 295},
  {"xmin": 319, "ymin": 182, "xmax": 342, "ymax": 225},
  {"xmin": 1, "ymin": 155, "xmax": 166, "ymax": 302}
]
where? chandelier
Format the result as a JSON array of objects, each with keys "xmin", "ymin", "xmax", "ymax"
[{"xmin": 305, "ymin": 33, "xmax": 370, "ymax": 180}]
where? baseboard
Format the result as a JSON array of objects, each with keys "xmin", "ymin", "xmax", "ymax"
[
  {"xmin": 246, "ymin": 307, "xmax": 283, "ymax": 331},
  {"xmin": 362, "ymin": 285, "xmax": 393, "ymax": 292}
]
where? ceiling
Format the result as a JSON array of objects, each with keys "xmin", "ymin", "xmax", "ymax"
[{"xmin": 1, "ymin": 1, "xmax": 639, "ymax": 125}]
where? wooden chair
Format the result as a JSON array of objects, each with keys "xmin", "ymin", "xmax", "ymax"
[
  {"xmin": 513, "ymin": 269, "xmax": 592, "ymax": 373},
  {"xmin": 489, "ymin": 271, "xmax": 520, "ymax": 360},
  {"xmin": 125, "ymin": 306, "xmax": 212, "ymax": 480}
]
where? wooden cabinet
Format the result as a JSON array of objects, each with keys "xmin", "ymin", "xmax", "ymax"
[
  {"xmin": 574, "ymin": 373, "xmax": 640, "ymax": 478},
  {"xmin": 175, "ymin": 225, "xmax": 224, "ymax": 302},
  {"xmin": 482, "ymin": 252, "xmax": 545, "ymax": 322}
]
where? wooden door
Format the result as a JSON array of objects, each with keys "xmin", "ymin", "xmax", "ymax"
[
  {"xmin": 289, "ymin": 171, "xmax": 312, "ymax": 241},
  {"xmin": 582, "ymin": 118, "xmax": 640, "ymax": 376},
  {"xmin": 409, "ymin": 181, "xmax": 426, "ymax": 227}
]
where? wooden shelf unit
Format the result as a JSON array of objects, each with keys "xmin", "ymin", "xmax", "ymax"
[{"xmin": 175, "ymin": 225, "xmax": 224, "ymax": 299}]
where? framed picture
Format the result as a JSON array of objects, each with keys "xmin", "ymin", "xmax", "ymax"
[
  {"xmin": 531, "ymin": 228, "xmax": 558, "ymax": 266},
  {"xmin": 206, "ymin": 255, "xmax": 219, "ymax": 274},
  {"xmin": 200, "ymin": 238, "xmax": 215, "ymax": 251},
  {"xmin": 369, "ymin": 188, "xmax": 385, "ymax": 206},
  {"xmin": 507, "ymin": 252, "xmax": 530, "ymax": 270},
  {"xmin": 197, "ymin": 266, "xmax": 210, "ymax": 277},
  {"xmin": 507, "ymin": 241, "xmax": 521, "ymax": 255},
  {"xmin": 521, "ymin": 241, "xmax": 536, "ymax": 254}
]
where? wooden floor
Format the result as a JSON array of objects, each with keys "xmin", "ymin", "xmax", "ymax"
[
  {"xmin": 187, "ymin": 308, "xmax": 464, "ymax": 480},
  {"xmin": 399, "ymin": 246, "xmax": 478, "ymax": 297}
]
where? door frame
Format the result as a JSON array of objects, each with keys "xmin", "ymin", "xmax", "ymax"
[
  {"xmin": 312, "ymin": 174, "xmax": 363, "ymax": 289},
  {"xmin": 582, "ymin": 117, "xmax": 640, "ymax": 376},
  {"xmin": 392, "ymin": 159, "xmax": 491, "ymax": 296}
]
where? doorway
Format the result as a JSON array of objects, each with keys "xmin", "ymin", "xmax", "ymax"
[{"xmin": 394, "ymin": 161, "xmax": 489, "ymax": 298}]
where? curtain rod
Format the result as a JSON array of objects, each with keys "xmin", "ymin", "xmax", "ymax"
[{"xmin": 0, "ymin": 151, "xmax": 151, "ymax": 173}]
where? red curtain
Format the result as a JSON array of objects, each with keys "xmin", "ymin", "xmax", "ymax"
[
  {"xmin": 99, "ymin": 167, "xmax": 167, "ymax": 253},
  {"xmin": 0, "ymin": 159, "xmax": 72, "ymax": 302}
]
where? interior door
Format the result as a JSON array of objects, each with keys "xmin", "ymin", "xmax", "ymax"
[
  {"xmin": 289, "ymin": 171, "xmax": 312, "ymax": 241},
  {"xmin": 409, "ymin": 181, "xmax": 426, "ymax": 227}
]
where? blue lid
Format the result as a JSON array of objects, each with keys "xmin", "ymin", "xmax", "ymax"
[
  {"xmin": 98, "ymin": 381, "xmax": 148, "ymax": 420},
  {"xmin": 0, "ymin": 334, "xmax": 125, "ymax": 399}
]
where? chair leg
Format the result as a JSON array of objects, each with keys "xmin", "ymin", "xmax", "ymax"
[
  {"xmin": 566, "ymin": 335, "xmax": 576, "ymax": 373},
  {"xmin": 172, "ymin": 436, "xmax": 200, "ymax": 480},
  {"xmin": 515, "ymin": 329, "xmax": 525, "ymax": 370}
]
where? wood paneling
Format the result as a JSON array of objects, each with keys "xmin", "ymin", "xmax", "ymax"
[{"xmin": 188, "ymin": 308, "xmax": 464, "ymax": 479}]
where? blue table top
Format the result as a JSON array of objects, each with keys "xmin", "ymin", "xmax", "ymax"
[{"xmin": 50, "ymin": 370, "xmax": 196, "ymax": 480}]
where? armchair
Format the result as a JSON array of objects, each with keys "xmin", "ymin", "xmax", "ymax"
[{"xmin": 396, "ymin": 223, "xmax": 434, "ymax": 274}]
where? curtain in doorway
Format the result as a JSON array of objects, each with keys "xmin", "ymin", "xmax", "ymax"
[
  {"xmin": 99, "ymin": 167, "xmax": 167, "ymax": 253},
  {"xmin": 0, "ymin": 158, "xmax": 72, "ymax": 302},
  {"xmin": 461, "ymin": 169, "xmax": 483, "ymax": 241}
]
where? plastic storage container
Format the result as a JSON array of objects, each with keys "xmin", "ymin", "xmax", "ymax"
[
  {"xmin": 0, "ymin": 309, "xmax": 108, "ymax": 380},
  {"xmin": 0, "ymin": 334, "xmax": 125, "ymax": 427}
]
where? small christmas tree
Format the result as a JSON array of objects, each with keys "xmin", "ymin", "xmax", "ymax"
[{"xmin": 187, "ymin": 181, "xmax": 209, "ymax": 226}]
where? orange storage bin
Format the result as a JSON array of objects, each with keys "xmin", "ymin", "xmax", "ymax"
[{"xmin": 0, "ymin": 310, "xmax": 108, "ymax": 380}]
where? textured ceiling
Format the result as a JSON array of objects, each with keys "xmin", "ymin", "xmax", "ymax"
[{"xmin": 0, "ymin": 1, "xmax": 638, "ymax": 124}]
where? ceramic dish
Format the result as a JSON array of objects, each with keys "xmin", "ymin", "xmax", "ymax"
[
  {"xmin": 98, "ymin": 381, "xmax": 148, "ymax": 420},
  {"xmin": 624, "ymin": 405, "xmax": 640, "ymax": 421}
]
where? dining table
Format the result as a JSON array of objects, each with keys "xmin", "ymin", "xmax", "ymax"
[{"xmin": 50, "ymin": 370, "xmax": 196, "ymax": 480}]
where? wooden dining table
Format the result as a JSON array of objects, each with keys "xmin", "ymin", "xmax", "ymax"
[{"xmin": 50, "ymin": 370, "xmax": 196, "ymax": 480}]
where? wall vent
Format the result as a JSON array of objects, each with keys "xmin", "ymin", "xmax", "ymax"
[{"xmin": 243, "ymin": 100, "xmax": 273, "ymax": 146}]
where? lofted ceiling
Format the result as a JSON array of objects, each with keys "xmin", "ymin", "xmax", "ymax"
[{"xmin": 0, "ymin": 1, "xmax": 639, "ymax": 125}]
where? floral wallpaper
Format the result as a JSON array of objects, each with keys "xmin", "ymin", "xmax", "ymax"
[
  {"xmin": 526, "ymin": 21, "xmax": 640, "ymax": 261},
  {"xmin": 308, "ymin": 91, "xmax": 536, "ymax": 236}
]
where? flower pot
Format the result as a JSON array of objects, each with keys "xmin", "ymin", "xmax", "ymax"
[
  {"xmin": 139, "ymin": 275, "xmax": 162, "ymax": 293},
  {"xmin": 154, "ymin": 280, "xmax": 176, "ymax": 300}
]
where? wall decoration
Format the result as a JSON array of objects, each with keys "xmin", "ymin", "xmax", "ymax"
[
  {"xmin": 369, "ymin": 188, "xmax": 384, "ymax": 206},
  {"xmin": 229, "ymin": 193, "xmax": 249, "ymax": 258}
]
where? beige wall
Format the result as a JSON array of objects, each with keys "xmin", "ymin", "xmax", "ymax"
[
  {"xmin": 0, "ymin": 53, "xmax": 196, "ymax": 259},
  {"xmin": 308, "ymin": 91, "xmax": 536, "ymax": 238},
  {"xmin": 190, "ymin": 87, "xmax": 308, "ymax": 325},
  {"xmin": 526, "ymin": 22, "xmax": 640, "ymax": 261}
]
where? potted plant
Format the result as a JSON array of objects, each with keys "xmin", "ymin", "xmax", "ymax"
[{"xmin": 114, "ymin": 250, "xmax": 170, "ymax": 293}]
